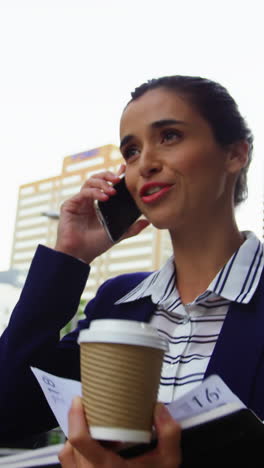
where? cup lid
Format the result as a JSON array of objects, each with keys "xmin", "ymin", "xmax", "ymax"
[{"xmin": 78, "ymin": 319, "xmax": 168, "ymax": 351}]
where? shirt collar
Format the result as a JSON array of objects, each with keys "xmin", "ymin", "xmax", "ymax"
[
  {"xmin": 115, "ymin": 231, "xmax": 264, "ymax": 306},
  {"xmin": 114, "ymin": 255, "xmax": 176, "ymax": 305},
  {"xmin": 208, "ymin": 231, "xmax": 264, "ymax": 303}
]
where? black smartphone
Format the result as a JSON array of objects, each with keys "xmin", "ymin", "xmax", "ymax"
[{"xmin": 95, "ymin": 176, "xmax": 141, "ymax": 242}]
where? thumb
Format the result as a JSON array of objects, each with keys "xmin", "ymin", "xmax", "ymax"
[{"xmin": 154, "ymin": 403, "xmax": 182, "ymax": 466}]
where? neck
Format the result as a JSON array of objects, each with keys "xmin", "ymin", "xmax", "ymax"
[{"xmin": 170, "ymin": 212, "xmax": 244, "ymax": 304}]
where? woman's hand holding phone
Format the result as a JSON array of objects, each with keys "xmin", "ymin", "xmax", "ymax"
[{"xmin": 55, "ymin": 167, "xmax": 149, "ymax": 264}]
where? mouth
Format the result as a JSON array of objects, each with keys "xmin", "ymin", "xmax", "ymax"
[{"xmin": 140, "ymin": 182, "xmax": 173, "ymax": 204}]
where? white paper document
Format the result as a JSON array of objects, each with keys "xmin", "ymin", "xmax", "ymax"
[
  {"xmin": 31, "ymin": 367, "xmax": 82, "ymax": 436},
  {"xmin": 167, "ymin": 373, "xmax": 245, "ymax": 423},
  {"xmin": 31, "ymin": 367, "xmax": 245, "ymax": 437}
]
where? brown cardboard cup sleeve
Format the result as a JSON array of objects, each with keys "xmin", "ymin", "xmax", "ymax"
[{"xmin": 78, "ymin": 319, "xmax": 168, "ymax": 443}]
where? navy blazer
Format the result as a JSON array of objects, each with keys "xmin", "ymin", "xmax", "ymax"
[{"xmin": 1, "ymin": 244, "xmax": 264, "ymax": 443}]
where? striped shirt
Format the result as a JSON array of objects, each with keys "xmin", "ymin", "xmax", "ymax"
[{"xmin": 115, "ymin": 231, "xmax": 264, "ymax": 403}]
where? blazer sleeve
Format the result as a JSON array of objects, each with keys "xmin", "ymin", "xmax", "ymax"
[
  {"xmin": 0, "ymin": 244, "xmax": 90, "ymax": 443},
  {"xmin": 0, "ymin": 244, "xmax": 150, "ymax": 444}
]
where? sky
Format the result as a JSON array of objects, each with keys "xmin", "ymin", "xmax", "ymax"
[{"xmin": 0, "ymin": 0, "xmax": 263, "ymax": 270}]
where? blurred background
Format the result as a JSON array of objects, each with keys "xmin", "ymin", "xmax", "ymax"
[{"xmin": 0, "ymin": 0, "xmax": 263, "ymax": 330}]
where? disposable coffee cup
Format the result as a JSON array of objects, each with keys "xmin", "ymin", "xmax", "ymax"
[{"xmin": 78, "ymin": 319, "xmax": 168, "ymax": 443}]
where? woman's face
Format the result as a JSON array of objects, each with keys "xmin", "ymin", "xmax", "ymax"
[{"xmin": 119, "ymin": 88, "xmax": 236, "ymax": 232}]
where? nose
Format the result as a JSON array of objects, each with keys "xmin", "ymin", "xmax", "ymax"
[{"xmin": 139, "ymin": 146, "xmax": 162, "ymax": 178}]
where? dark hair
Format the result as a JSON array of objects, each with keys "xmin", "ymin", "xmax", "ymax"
[{"xmin": 130, "ymin": 76, "xmax": 253, "ymax": 205}]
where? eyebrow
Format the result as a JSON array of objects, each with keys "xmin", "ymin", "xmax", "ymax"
[
  {"xmin": 151, "ymin": 118, "xmax": 186, "ymax": 128},
  {"xmin": 120, "ymin": 119, "xmax": 186, "ymax": 149}
]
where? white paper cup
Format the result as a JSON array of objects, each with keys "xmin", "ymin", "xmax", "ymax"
[{"xmin": 78, "ymin": 320, "xmax": 168, "ymax": 443}]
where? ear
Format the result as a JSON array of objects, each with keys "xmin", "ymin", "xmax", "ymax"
[{"xmin": 226, "ymin": 141, "xmax": 249, "ymax": 174}]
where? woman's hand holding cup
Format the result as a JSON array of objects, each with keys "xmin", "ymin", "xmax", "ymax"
[{"xmin": 58, "ymin": 396, "xmax": 182, "ymax": 468}]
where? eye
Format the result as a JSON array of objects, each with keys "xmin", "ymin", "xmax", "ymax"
[
  {"xmin": 161, "ymin": 129, "xmax": 182, "ymax": 143},
  {"xmin": 122, "ymin": 145, "xmax": 140, "ymax": 161}
]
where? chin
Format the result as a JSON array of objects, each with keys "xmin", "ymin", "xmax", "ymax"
[
  {"xmin": 150, "ymin": 219, "xmax": 174, "ymax": 230},
  {"xmin": 150, "ymin": 213, "xmax": 185, "ymax": 233}
]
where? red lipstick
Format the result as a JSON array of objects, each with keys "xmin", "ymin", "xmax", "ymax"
[{"xmin": 140, "ymin": 182, "xmax": 173, "ymax": 204}]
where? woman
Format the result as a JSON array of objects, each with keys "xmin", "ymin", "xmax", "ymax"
[{"xmin": 0, "ymin": 75, "xmax": 263, "ymax": 465}]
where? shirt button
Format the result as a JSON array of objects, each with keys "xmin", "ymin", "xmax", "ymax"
[{"xmin": 182, "ymin": 316, "xmax": 190, "ymax": 324}]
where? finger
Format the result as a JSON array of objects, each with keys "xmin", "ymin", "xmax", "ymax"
[
  {"xmin": 117, "ymin": 163, "xmax": 126, "ymax": 177},
  {"xmin": 154, "ymin": 403, "xmax": 182, "ymax": 466},
  {"xmin": 58, "ymin": 440, "xmax": 78, "ymax": 468},
  {"xmin": 62, "ymin": 186, "xmax": 111, "ymax": 214},
  {"xmin": 73, "ymin": 448, "xmax": 94, "ymax": 468},
  {"xmin": 68, "ymin": 396, "xmax": 110, "ymax": 465},
  {"xmin": 82, "ymin": 178, "xmax": 117, "ymax": 197},
  {"xmin": 89, "ymin": 170, "xmax": 121, "ymax": 185},
  {"xmin": 68, "ymin": 396, "xmax": 91, "ymax": 445},
  {"xmin": 133, "ymin": 404, "xmax": 181, "ymax": 468}
]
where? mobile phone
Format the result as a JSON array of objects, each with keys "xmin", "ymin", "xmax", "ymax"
[{"xmin": 95, "ymin": 176, "xmax": 141, "ymax": 242}]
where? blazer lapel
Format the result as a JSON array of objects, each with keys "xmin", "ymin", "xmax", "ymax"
[
  {"xmin": 113, "ymin": 296, "xmax": 155, "ymax": 323},
  {"xmin": 205, "ymin": 269, "xmax": 264, "ymax": 406}
]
